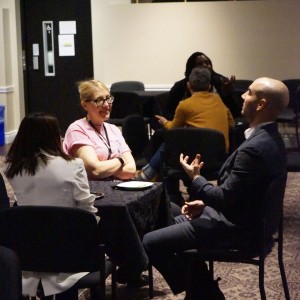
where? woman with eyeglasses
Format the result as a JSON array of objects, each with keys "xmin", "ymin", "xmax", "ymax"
[{"xmin": 63, "ymin": 79, "xmax": 136, "ymax": 180}]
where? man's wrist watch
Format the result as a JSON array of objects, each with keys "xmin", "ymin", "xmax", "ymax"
[{"xmin": 117, "ymin": 157, "xmax": 125, "ymax": 167}]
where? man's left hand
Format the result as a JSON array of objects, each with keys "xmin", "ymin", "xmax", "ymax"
[{"xmin": 180, "ymin": 153, "xmax": 203, "ymax": 181}]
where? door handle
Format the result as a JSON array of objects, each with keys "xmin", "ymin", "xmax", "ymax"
[{"xmin": 42, "ymin": 21, "xmax": 55, "ymax": 76}]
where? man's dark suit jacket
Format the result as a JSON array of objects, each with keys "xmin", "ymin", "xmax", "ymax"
[{"xmin": 189, "ymin": 122, "xmax": 287, "ymax": 243}]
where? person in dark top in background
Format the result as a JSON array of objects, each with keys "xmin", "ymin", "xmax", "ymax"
[{"xmin": 166, "ymin": 52, "xmax": 242, "ymax": 119}]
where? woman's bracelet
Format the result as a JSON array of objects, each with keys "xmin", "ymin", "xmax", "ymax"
[{"xmin": 116, "ymin": 157, "xmax": 125, "ymax": 167}]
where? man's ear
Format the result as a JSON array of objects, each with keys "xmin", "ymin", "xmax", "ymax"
[{"xmin": 256, "ymin": 98, "xmax": 267, "ymax": 111}]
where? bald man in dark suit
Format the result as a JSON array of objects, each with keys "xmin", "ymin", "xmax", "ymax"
[{"xmin": 143, "ymin": 77, "xmax": 289, "ymax": 299}]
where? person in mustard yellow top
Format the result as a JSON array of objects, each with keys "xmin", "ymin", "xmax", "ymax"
[
  {"xmin": 135, "ymin": 67, "xmax": 235, "ymax": 186},
  {"xmin": 156, "ymin": 71, "xmax": 234, "ymax": 152}
]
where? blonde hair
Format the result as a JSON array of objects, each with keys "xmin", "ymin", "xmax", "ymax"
[{"xmin": 77, "ymin": 79, "xmax": 109, "ymax": 102}]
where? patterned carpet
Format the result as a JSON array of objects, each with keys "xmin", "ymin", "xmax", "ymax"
[{"xmin": 1, "ymin": 156, "xmax": 299, "ymax": 299}]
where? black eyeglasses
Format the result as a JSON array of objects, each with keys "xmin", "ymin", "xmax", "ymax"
[{"xmin": 86, "ymin": 96, "xmax": 114, "ymax": 107}]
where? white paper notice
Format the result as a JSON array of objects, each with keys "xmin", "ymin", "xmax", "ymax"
[
  {"xmin": 32, "ymin": 44, "xmax": 39, "ymax": 56},
  {"xmin": 58, "ymin": 35, "xmax": 75, "ymax": 56},
  {"xmin": 59, "ymin": 21, "xmax": 76, "ymax": 35},
  {"xmin": 33, "ymin": 56, "xmax": 39, "ymax": 70}
]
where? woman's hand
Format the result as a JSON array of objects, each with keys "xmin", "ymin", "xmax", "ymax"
[
  {"xmin": 179, "ymin": 153, "xmax": 204, "ymax": 181},
  {"xmin": 221, "ymin": 75, "xmax": 236, "ymax": 95},
  {"xmin": 181, "ymin": 200, "xmax": 205, "ymax": 220}
]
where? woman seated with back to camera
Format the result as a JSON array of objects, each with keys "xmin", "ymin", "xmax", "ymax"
[
  {"xmin": 63, "ymin": 79, "xmax": 136, "ymax": 180},
  {"xmin": 5, "ymin": 112, "xmax": 98, "ymax": 300}
]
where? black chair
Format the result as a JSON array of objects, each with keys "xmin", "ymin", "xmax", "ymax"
[
  {"xmin": 234, "ymin": 79, "xmax": 253, "ymax": 91},
  {"xmin": 160, "ymin": 128, "xmax": 227, "ymax": 206},
  {"xmin": 0, "ymin": 172, "xmax": 10, "ymax": 210},
  {"xmin": 286, "ymin": 151, "xmax": 300, "ymax": 171},
  {"xmin": 278, "ymin": 80, "xmax": 300, "ymax": 151},
  {"xmin": 234, "ymin": 79, "xmax": 253, "ymax": 106},
  {"xmin": 110, "ymin": 81, "xmax": 145, "ymax": 92},
  {"xmin": 162, "ymin": 127, "xmax": 227, "ymax": 182},
  {"xmin": 122, "ymin": 114, "xmax": 149, "ymax": 169},
  {"xmin": 164, "ymin": 175, "xmax": 290, "ymax": 300},
  {"xmin": 153, "ymin": 92, "xmax": 169, "ymax": 117},
  {"xmin": 0, "ymin": 206, "xmax": 116, "ymax": 300},
  {"xmin": 0, "ymin": 245, "xmax": 22, "ymax": 300},
  {"xmin": 108, "ymin": 91, "xmax": 151, "ymax": 130},
  {"xmin": 282, "ymin": 79, "xmax": 300, "ymax": 107}
]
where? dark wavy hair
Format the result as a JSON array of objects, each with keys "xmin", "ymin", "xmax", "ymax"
[
  {"xmin": 5, "ymin": 112, "xmax": 73, "ymax": 178},
  {"xmin": 184, "ymin": 52, "xmax": 213, "ymax": 78}
]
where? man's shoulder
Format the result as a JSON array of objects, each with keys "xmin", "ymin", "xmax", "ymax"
[
  {"xmin": 250, "ymin": 123, "xmax": 279, "ymax": 140},
  {"xmin": 239, "ymin": 123, "xmax": 283, "ymax": 153}
]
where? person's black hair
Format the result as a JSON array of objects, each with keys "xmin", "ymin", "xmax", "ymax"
[
  {"xmin": 184, "ymin": 52, "xmax": 213, "ymax": 78},
  {"xmin": 5, "ymin": 112, "xmax": 73, "ymax": 178}
]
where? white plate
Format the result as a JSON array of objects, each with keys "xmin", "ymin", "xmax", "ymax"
[{"xmin": 116, "ymin": 181, "xmax": 154, "ymax": 190}]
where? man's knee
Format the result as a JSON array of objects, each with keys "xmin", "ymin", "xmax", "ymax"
[
  {"xmin": 142, "ymin": 231, "xmax": 153, "ymax": 254},
  {"xmin": 142, "ymin": 230, "xmax": 165, "ymax": 257}
]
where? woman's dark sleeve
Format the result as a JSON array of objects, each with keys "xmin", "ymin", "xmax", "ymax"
[{"xmin": 165, "ymin": 79, "xmax": 188, "ymax": 119}]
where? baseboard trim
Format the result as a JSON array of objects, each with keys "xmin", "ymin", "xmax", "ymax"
[{"xmin": 4, "ymin": 130, "xmax": 17, "ymax": 144}]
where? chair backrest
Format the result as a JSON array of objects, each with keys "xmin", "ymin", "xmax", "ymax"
[
  {"xmin": 163, "ymin": 128, "xmax": 227, "ymax": 180},
  {"xmin": 122, "ymin": 114, "xmax": 149, "ymax": 157},
  {"xmin": 234, "ymin": 79, "xmax": 253, "ymax": 91},
  {"xmin": 110, "ymin": 91, "xmax": 143, "ymax": 119},
  {"xmin": 0, "ymin": 172, "xmax": 10, "ymax": 210},
  {"xmin": 0, "ymin": 206, "xmax": 103, "ymax": 273},
  {"xmin": 110, "ymin": 81, "xmax": 145, "ymax": 92},
  {"xmin": 240, "ymin": 174, "xmax": 288, "ymax": 253},
  {"xmin": 234, "ymin": 79, "xmax": 253, "ymax": 104},
  {"xmin": 0, "ymin": 246, "xmax": 22, "ymax": 300},
  {"xmin": 153, "ymin": 92, "xmax": 169, "ymax": 116},
  {"xmin": 295, "ymin": 85, "xmax": 300, "ymax": 114},
  {"xmin": 262, "ymin": 174, "xmax": 287, "ymax": 242},
  {"xmin": 282, "ymin": 79, "xmax": 300, "ymax": 109}
]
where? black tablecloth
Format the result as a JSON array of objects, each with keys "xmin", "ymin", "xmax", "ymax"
[{"xmin": 89, "ymin": 181, "xmax": 173, "ymax": 277}]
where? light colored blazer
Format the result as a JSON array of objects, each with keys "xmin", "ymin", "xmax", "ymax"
[{"xmin": 6, "ymin": 154, "xmax": 98, "ymax": 297}]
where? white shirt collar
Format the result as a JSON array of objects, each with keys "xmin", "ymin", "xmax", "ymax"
[{"xmin": 244, "ymin": 121, "xmax": 274, "ymax": 139}]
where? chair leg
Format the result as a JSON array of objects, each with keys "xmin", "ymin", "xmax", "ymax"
[
  {"xmin": 278, "ymin": 256, "xmax": 291, "ymax": 300},
  {"xmin": 258, "ymin": 258, "xmax": 266, "ymax": 300},
  {"xmin": 277, "ymin": 236, "xmax": 291, "ymax": 299},
  {"xmin": 111, "ymin": 265, "xmax": 117, "ymax": 300},
  {"xmin": 208, "ymin": 261, "xmax": 214, "ymax": 280},
  {"xmin": 295, "ymin": 119, "xmax": 300, "ymax": 152},
  {"xmin": 148, "ymin": 264, "xmax": 154, "ymax": 299}
]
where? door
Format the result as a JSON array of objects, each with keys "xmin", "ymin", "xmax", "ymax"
[{"xmin": 20, "ymin": 0, "xmax": 93, "ymax": 135}]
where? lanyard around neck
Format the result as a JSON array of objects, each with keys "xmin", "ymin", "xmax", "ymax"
[{"xmin": 88, "ymin": 119, "xmax": 112, "ymax": 159}]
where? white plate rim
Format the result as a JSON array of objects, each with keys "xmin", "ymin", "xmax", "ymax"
[{"xmin": 116, "ymin": 181, "xmax": 153, "ymax": 189}]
